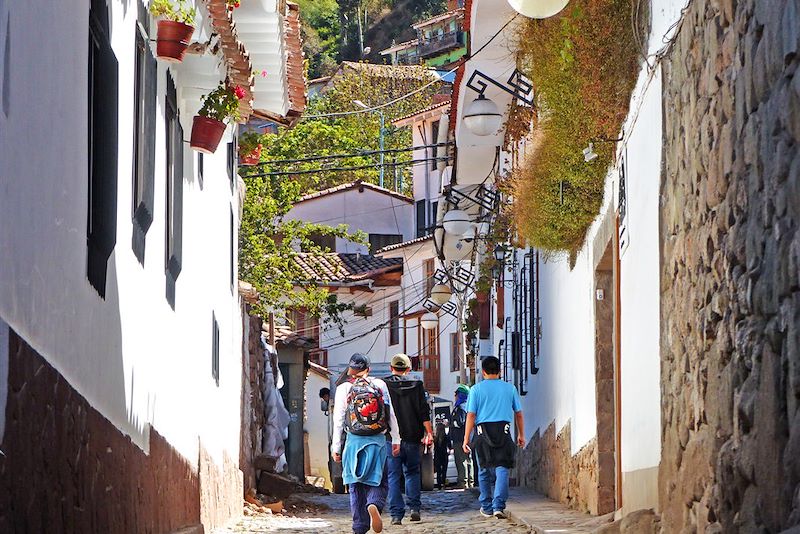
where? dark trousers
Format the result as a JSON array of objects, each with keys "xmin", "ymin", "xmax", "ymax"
[
  {"xmin": 386, "ymin": 441, "xmax": 422, "ymax": 519},
  {"xmin": 349, "ymin": 471, "xmax": 388, "ymax": 534},
  {"xmin": 434, "ymin": 450, "xmax": 448, "ymax": 487}
]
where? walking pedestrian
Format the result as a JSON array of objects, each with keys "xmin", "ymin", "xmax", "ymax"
[
  {"xmin": 461, "ymin": 356, "xmax": 526, "ymax": 520},
  {"xmin": 384, "ymin": 353, "xmax": 433, "ymax": 525},
  {"xmin": 332, "ymin": 353, "xmax": 401, "ymax": 534},
  {"xmin": 450, "ymin": 384, "xmax": 474, "ymax": 488},
  {"xmin": 433, "ymin": 422, "xmax": 452, "ymax": 489}
]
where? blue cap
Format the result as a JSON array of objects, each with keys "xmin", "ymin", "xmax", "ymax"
[{"xmin": 348, "ymin": 353, "xmax": 370, "ymax": 371}]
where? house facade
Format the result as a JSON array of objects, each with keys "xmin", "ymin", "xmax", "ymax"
[{"xmin": 0, "ymin": 0, "xmax": 304, "ymax": 531}]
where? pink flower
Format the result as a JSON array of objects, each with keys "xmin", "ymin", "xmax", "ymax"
[
  {"xmin": 261, "ymin": 70, "xmax": 267, "ymax": 78},
  {"xmin": 234, "ymin": 85, "xmax": 246, "ymax": 100}
]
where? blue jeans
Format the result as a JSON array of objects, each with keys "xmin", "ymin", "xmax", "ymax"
[
  {"xmin": 386, "ymin": 441, "xmax": 421, "ymax": 519},
  {"xmin": 476, "ymin": 456, "xmax": 510, "ymax": 513},
  {"xmin": 349, "ymin": 472, "xmax": 388, "ymax": 534}
]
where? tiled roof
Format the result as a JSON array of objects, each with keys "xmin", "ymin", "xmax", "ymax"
[
  {"xmin": 205, "ymin": 0, "xmax": 254, "ymax": 122},
  {"xmin": 339, "ymin": 61, "xmax": 439, "ymax": 81},
  {"xmin": 292, "ymin": 253, "xmax": 403, "ymax": 283},
  {"xmin": 376, "ymin": 235, "xmax": 433, "ymax": 254},
  {"xmin": 380, "ymin": 39, "xmax": 419, "ymax": 55},
  {"xmin": 295, "ymin": 181, "xmax": 413, "ymax": 204},
  {"xmin": 392, "ymin": 100, "xmax": 451, "ymax": 126},
  {"xmin": 284, "ymin": 2, "xmax": 307, "ymax": 122},
  {"xmin": 412, "ymin": 9, "xmax": 464, "ymax": 29},
  {"xmin": 269, "ymin": 324, "xmax": 318, "ymax": 349}
]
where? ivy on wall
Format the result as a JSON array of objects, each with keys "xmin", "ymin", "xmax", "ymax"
[{"xmin": 510, "ymin": 0, "xmax": 642, "ymax": 253}]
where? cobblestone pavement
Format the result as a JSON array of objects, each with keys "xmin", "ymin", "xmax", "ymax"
[{"xmin": 214, "ymin": 489, "xmax": 533, "ymax": 534}]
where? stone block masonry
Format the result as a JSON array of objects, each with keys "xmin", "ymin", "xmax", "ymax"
[
  {"xmin": 0, "ymin": 328, "xmax": 240, "ymax": 533},
  {"xmin": 660, "ymin": 0, "xmax": 800, "ymax": 531}
]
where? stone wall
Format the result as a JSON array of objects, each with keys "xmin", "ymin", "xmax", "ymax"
[
  {"xmin": 0, "ymin": 329, "xmax": 202, "ymax": 533},
  {"xmin": 517, "ymin": 420, "xmax": 600, "ymax": 514},
  {"xmin": 660, "ymin": 0, "xmax": 800, "ymax": 531},
  {"xmin": 239, "ymin": 311, "xmax": 265, "ymax": 494}
]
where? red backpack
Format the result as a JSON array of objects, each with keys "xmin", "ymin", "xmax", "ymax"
[{"xmin": 345, "ymin": 377, "xmax": 388, "ymax": 436}]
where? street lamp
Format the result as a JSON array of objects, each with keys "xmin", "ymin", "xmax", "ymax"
[
  {"xmin": 421, "ymin": 312, "xmax": 439, "ymax": 330},
  {"xmin": 507, "ymin": 0, "xmax": 569, "ymax": 18},
  {"xmin": 463, "ymin": 94, "xmax": 503, "ymax": 136},
  {"xmin": 430, "ymin": 284, "xmax": 453, "ymax": 306},
  {"xmin": 353, "ymin": 100, "xmax": 387, "ymax": 188}
]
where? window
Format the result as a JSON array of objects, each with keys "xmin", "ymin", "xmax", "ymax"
[
  {"xmin": 450, "ymin": 332, "xmax": 461, "ymax": 372},
  {"xmin": 197, "ymin": 152, "xmax": 204, "ymax": 188},
  {"xmin": 227, "ymin": 140, "xmax": 236, "ymax": 191},
  {"xmin": 131, "ymin": 7, "xmax": 157, "ymax": 264},
  {"xmin": 290, "ymin": 308, "xmax": 320, "ymax": 344},
  {"xmin": 389, "ymin": 301, "xmax": 400, "ymax": 346},
  {"xmin": 211, "ymin": 313, "xmax": 220, "ymax": 386},
  {"xmin": 87, "ymin": 0, "xmax": 119, "ymax": 298},
  {"xmin": 369, "ymin": 233, "xmax": 403, "ymax": 252},
  {"xmin": 430, "ymin": 201, "xmax": 438, "ymax": 230},
  {"xmin": 416, "ymin": 200, "xmax": 427, "ymax": 238},
  {"xmin": 165, "ymin": 72, "xmax": 183, "ymax": 309},
  {"xmin": 306, "ymin": 232, "xmax": 336, "ymax": 251},
  {"xmin": 423, "ymin": 258, "xmax": 435, "ymax": 298},
  {"xmin": 230, "ymin": 207, "xmax": 235, "ymax": 292},
  {"xmin": 430, "ymin": 120, "xmax": 440, "ymax": 170}
]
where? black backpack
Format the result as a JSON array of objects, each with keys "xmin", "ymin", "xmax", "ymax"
[
  {"xmin": 345, "ymin": 377, "xmax": 388, "ymax": 436},
  {"xmin": 452, "ymin": 405, "xmax": 467, "ymax": 429}
]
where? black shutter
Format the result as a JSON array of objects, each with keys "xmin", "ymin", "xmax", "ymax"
[
  {"xmin": 416, "ymin": 200, "xmax": 426, "ymax": 238},
  {"xmin": 132, "ymin": 21, "xmax": 157, "ymax": 264},
  {"xmin": 212, "ymin": 313, "xmax": 220, "ymax": 386},
  {"xmin": 87, "ymin": 3, "xmax": 119, "ymax": 299},
  {"xmin": 165, "ymin": 73, "xmax": 183, "ymax": 309},
  {"xmin": 230, "ymin": 206, "xmax": 234, "ymax": 292}
]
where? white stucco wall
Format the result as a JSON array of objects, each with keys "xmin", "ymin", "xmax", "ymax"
[
  {"xmin": 305, "ymin": 370, "xmax": 331, "ymax": 488},
  {"xmin": 0, "ymin": 0, "xmax": 242, "ymax": 468},
  {"xmin": 285, "ymin": 188, "xmax": 414, "ymax": 253}
]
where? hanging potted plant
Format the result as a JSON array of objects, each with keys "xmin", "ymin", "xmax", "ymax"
[
  {"xmin": 191, "ymin": 82, "xmax": 247, "ymax": 154},
  {"xmin": 226, "ymin": 0, "xmax": 241, "ymax": 10},
  {"xmin": 238, "ymin": 131, "xmax": 263, "ymax": 165},
  {"xmin": 150, "ymin": 0, "xmax": 197, "ymax": 63}
]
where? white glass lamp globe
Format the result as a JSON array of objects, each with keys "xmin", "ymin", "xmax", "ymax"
[
  {"xmin": 507, "ymin": 0, "xmax": 569, "ymax": 18},
  {"xmin": 430, "ymin": 284, "xmax": 453, "ymax": 306},
  {"xmin": 462, "ymin": 95, "xmax": 502, "ymax": 136},
  {"xmin": 443, "ymin": 209, "xmax": 472, "ymax": 236},
  {"xmin": 442, "ymin": 234, "xmax": 474, "ymax": 262},
  {"xmin": 421, "ymin": 312, "xmax": 439, "ymax": 330}
]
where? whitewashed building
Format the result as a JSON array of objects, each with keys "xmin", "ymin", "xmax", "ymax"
[{"xmin": 0, "ymin": 0, "xmax": 304, "ymax": 531}]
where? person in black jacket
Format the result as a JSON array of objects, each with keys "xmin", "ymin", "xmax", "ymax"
[
  {"xmin": 433, "ymin": 422, "xmax": 452, "ymax": 489},
  {"xmin": 384, "ymin": 353, "xmax": 433, "ymax": 525}
]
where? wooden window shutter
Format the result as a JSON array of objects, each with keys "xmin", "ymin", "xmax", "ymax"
[{"xmin": 87, "ymin": 2, "xmax": 119, "ymax": 298}]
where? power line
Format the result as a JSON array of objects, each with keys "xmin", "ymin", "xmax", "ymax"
[
  {"xmin": 246, "ymin": 155, "xmax": 453, "ymax": 178},
  {"xmin": 246, "ymin": 142, "xmax": 454, "ymax": 167}
]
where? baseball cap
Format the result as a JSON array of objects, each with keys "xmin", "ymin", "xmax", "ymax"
[
  {"xmin": 390, "ymin": 353, "xmax": 412, "ymax": 370},
  {"xmin": 348, "ymin": 353, "xmax": 370, "ymax": 371}
]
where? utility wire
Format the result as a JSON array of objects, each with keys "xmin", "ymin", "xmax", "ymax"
[
  {"xmin": 246, "ymin": 142, "xmax": 454, "ymax": 167},
  {"xmin": 246, "ymin": 155, "xmax": 453, "ymax": 178}
]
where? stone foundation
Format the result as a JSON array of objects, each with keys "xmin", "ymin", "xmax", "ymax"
[
  {"xmin": 0, "ymin": 328, "xmax": 240, "ymax": 533},
  {"xmin": 660, "ymin": 0, "xmax": 800, "ymax": 531},
  {"xmin": 517, "ymin": 420, "xmax": 600, "ymax": 514}
]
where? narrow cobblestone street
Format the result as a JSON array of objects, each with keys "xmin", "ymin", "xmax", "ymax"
[{"xmin": 214, "ymin": 490, "xmax": 533, "ymax": 534}]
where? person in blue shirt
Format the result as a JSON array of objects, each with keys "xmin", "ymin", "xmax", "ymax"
[{"xmin": 461, "ymin": 356, "xmax": 526, "ymax": 519}]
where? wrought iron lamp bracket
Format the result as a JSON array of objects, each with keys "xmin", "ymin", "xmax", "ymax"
[{"xmin": 466, "ymin": 68, "xmax": 535, "ymax": 107}]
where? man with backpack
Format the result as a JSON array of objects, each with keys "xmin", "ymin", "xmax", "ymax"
[
  {"xmin": 332, "ymin": 353, "xmax": 400, "ymax": 534},
  {"xmin": 383, "ymin": 353, "xmax": 433, "ymax": 525},
  {"xmin": 461, "ymin": 356, "xmax": 525, "ymax": 520},
  {"xmin": 450, "ymin": 384, "xmax": 474, "ymax": 489}
]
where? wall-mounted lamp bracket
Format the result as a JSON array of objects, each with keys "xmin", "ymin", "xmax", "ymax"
[{"xmin": 466, "ymin": 69, "xmax": 535, "ymax": 107}]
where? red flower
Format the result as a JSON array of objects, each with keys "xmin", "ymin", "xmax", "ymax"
[{"xmin": 233, "ymin": 85, "xmax": 246, "ymax": 100}]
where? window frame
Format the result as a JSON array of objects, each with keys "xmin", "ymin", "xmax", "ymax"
[
  {"xmin": 165, "ymin": 71, "xmax": 183, "ymax": 309},
  {"xmin": 389, "ymin": 300, "xmax": 400, "ymax": 346}
]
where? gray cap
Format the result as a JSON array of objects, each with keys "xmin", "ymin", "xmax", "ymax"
[{"xmin": 348, "ymin": 353, "xmax": 370, "ymax": 371}]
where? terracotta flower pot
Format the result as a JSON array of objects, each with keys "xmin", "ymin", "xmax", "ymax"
[
  {"xmin": 156, "ymin": 20, "xmax": 195, "ymax": 63},
  {"xmin": 239, "ymin": 144, "xmax": 262, "ymax": 165},
  {"xmin": 190, "ymin": 116, "xmax": 227, "ymax": 154}
]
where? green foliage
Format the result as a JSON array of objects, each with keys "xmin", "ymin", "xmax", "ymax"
[
  {"xmin": 511, "ymin": 0, "xmax": 641, "ymax": 253},
  {"xmin": 199, "ymin": 83, "xmax": 245, "ymax": 123},
  {"xmin": 261, "ymin": 64, "xmax": 443, "ymax": 192},
  {"xmin": 238, "ymin": 131, "xmax": 263, "ymax": 154},
  {"xmin": 149, "ymin": 0, "xmax": 196, "ymax": 25},
  {"xmin": 238, "ymin": 169, "xmax": 364, "ymax": 328},
  {"xmin": 296, "ymin": 0, "xmax": 341, "ymax": 78}
]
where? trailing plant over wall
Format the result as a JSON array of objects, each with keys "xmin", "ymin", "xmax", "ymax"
[{"xmin": 510, "ymin": 0, "xmax": 641, "ymax": 253}]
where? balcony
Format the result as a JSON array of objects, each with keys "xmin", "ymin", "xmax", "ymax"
[
  {"xmin": 396, "ymin": 53, "xmax": 420, "ymax": 65},
  {"xmin": 418, "ymin": 31, "xmax": 464, "ymax": 59}
]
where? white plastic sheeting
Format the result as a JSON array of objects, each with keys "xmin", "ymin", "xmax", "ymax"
[{"xmin": 261, "ymin": 337, "xmax": 290, "ymax": 473}]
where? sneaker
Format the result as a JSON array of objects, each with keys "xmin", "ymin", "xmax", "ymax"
[
  {"xmin": 390, "ymin": 518, "xmax": 402, "ymax": 526},
  {"xmin": 493, "ymin": 510, "xmax": 507, "ymax": 519},
  {"xmin": 368, "ymin": 504, "xmax": 383, "ymax": 533},
  {"xmin": 480, "ymin": 509, "xmax": 493, "ymax": 518},
  {"xmin": 410, "ymin": 510, "xmax": 421, "ymax": 522}
]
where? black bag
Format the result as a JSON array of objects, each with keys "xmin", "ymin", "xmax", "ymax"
[
  {"xmin": 345, "ymin": 377, "xmax": 388, "ymax": 436},
  {"xmin": 471, "ymin": 421, "xmax": 516, "ymax": 469}
]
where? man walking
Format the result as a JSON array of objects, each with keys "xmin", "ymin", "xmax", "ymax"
[
  {"xmin": 332, "ymin": 354, "xmax": 401, "ymax": 534},
  {"xmin": 462, "ymin": 356, "xmax": 525, "ymax": 519},
  {"xmin": 450, "ymin": 384, "xmax": 474, "ymax": 488},
  {"xmin": 384, "ymin": 353, "xmax": 433, "ymax": 525}
]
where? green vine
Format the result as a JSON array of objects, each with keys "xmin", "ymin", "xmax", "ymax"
[{"xmin": 510, "ymin": 0, "xmax": 640, "ymax": 254}]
